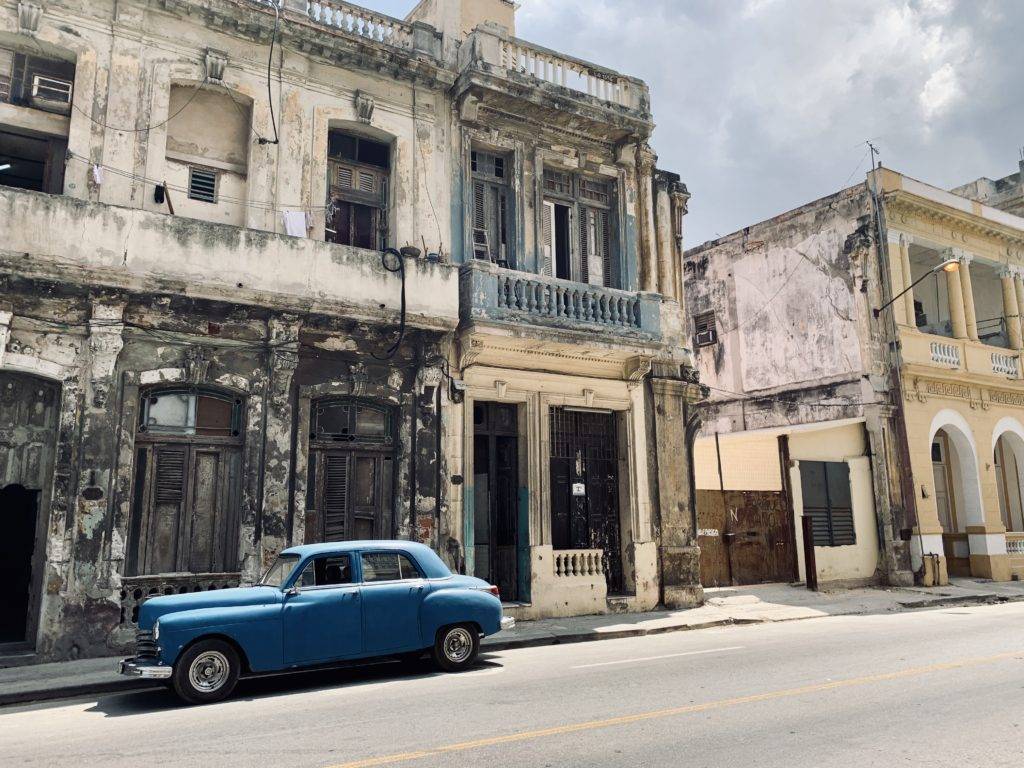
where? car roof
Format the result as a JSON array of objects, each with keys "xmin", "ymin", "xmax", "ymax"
[{"xmin": 280, "ymin": 540, "xmax": 452, "ymax": 578}]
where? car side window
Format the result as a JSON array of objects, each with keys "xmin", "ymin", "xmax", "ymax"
[
  {"xmin": 296, "ymin": 555, "xmax": 353, "ymax": 588},
  {"xmin": 361, "ymin": 552, "xmax": 422, "ymax": 583}
]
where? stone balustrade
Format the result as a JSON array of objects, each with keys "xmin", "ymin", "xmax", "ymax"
[
  {"xmin": 1006, "ymin": 534, "xmax": 1024, "ymax": 556},
  {"xmin": 992, "ymin": 352, "xmax": 1020, "ymax": 378},
  {"xmin": 119, "ymin": 573, "xmax": 240, "ymax": 626},
  {"xmin": 461, "ymin": 261, "xmax": 661, "ymax": 339},
  {"xmin": 500, "ymin": 38, "xmax": 634, "ymax": 108},
  {"xmin": 553, "ymin": 549, "xmax": 605, "ymax": 579},
  {"xmin": 930, "ymin": 341, "xmax": 962, "ymax": 368},
  {"xmin": 304, "ymin": 1, "xmax": 414, "ymax": 49}
]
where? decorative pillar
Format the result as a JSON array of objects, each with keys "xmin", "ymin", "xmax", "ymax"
[
  {"xmin": 899, "ymin": 235, "xmax": 915, "ymax": 327},
  {"xmin": 959, "ymin": 253, "xmax": 979, "ymax": 342},
  {"xmin": 945, "ymin": 254, "xmax": 969, "ymax": 340},
  {"xmin": 1001, "ymin": 267, "xmax": 1023, "ymax": 351},
  {"xmin": 650, "ymin": 362, "xmax": 705, "ymax": 609},
  {"xmin": 671, "ymin": 187, "xmax": 690, "ymax": 304},
  {"xmin": 635, "ymin": 144, "xmax": 660, "ymax": 294},
  {"xmin": 258, "ymin": 315, "xmax": 301, "ymax": 573},
  {"xmin": 1013, "ymin": 267, "xmax": 1024, "ymax": 351}
]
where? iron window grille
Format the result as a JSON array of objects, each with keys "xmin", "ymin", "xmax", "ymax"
[
  {"xmin": 694, "ymin": 312, "xmax": 718, "ymax": 347},
  {"xmin": 187, "ymin": 166, "xmax": 219, "ymax": 204}
]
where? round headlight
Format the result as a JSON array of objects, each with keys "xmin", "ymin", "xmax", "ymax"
[{"xmin": 152, "ymin": 621, "xmax": 160, "ymax": 641}]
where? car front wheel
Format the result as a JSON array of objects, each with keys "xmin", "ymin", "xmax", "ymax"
[
  {"xmin": 171, "ymin": 639, "xmax": 240, "ymax": 705},
  {"xmin": 432, "ymin": 624, "xmax": 480, "ymax": 672}
]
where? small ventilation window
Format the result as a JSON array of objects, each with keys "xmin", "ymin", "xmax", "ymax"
[
  {"xmin": 187, "ymin": 166, "xmax": 218, "ymax": 203},
  {"xmin": 694, "ymin": 312, "xmax": 718, "ymax": 347}
]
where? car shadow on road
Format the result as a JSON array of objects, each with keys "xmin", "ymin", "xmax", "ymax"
[{"xmin": 83, "ymin": 657, "xmax": 505, "ymax": 717}]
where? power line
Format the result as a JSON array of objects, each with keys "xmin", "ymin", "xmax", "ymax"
[{"xmin": 70, "ymin": 76, "xmax": 211, "ymax": 134}]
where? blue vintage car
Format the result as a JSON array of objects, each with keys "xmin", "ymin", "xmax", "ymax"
[{"xmin": 120, "ymin": 541, "xmax": 514, "ymax": 704}]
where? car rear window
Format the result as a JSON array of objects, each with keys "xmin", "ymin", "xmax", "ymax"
[{"xmin": 361, "ymin": 552, "xmax": 421, "ymax": 582}]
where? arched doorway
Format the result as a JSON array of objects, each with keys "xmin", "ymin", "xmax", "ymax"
[
  {"xmin": 0, "ymin": 371, "xmax": 60, "ymax": 646},
  {"xmin": 995, "ymin": 432, "xmax": 1024, "ymax": 534},
  {"xmin": 929, "ymin": 414, "xmax": 984, "ymax": 577}
]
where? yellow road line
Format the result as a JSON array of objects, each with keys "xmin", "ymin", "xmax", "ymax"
[{"xmin": 327, "ymin": 650, "xmax": 1023, "ymax": 768}]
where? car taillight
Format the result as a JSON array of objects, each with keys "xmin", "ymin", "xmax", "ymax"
[{"xmin": 488, "ymin": 585, "xmax": 500, "ymax": 598}]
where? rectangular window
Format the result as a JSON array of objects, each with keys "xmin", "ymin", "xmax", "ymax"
[
  {"xmin": 187, "ymin": 166, "xmax": 218, "ymax": 203},
  {"xmin": 542, "ymin": 166, "xmax": 617, "ymax": 287},
  {"xmin": 471, "ymin": 149, "xmax": 511, "ymax": 266},
  {"xmin": 361, "ymin": 552, "xmax": 420, "ymax": 583},
  {"xmin": 694, "ymin": 312, "xmax": 718, "ymax": 347},
  {"xmin": 800, "ymin": 461, "xmax": 855, "ymax": 547},
  {"xmin": 327, "ymin": 132, "xmax": 390, "ymax": 249},
  {"xmin": 297, "ymin": 555, "xmax": 353, "ymax": 588}
]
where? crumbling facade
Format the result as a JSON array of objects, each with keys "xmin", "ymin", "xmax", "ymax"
[{"xmin": 0, "ymin": 0, "xmax": 699, "ymax": 662}]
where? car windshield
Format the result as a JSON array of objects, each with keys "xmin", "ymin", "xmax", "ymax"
[{"xmin": 258, "ymin": 554, "xmax": 300, "ymax": 588}]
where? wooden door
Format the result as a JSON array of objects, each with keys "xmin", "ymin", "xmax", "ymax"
[
  {"xmin": 696, "ymin": 490, "xmax": 730, "ymax": 587},
  {"xmin": 725, "ymin": 491, "xmax": 795, "ymax": 585},
  {"xmin": 310, "ymin": 449, "xmax": 393, "ymax": 543}
]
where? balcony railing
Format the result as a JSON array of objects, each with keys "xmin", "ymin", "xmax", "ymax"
[
  {"xmin": 461, "ymin": 261, "xmax": 661, "ymax": 340},
  {"xmin": 1006, "ymin": 533, "xmax": 1024, "ymax": 557},
  {"xmin": 930, "ymin": 341, "xmax": 961, "ymax": 368},
  {"xmin": 463, "ymin": 27, "xmax": 648, "ymax": 115},
  {"xmin": 992, "ymin": 352, "xmax": 1020, "ymax": 378},
  {"xmin": 304, "ymin": 1, "xmax": 414, "ymax": 50}
]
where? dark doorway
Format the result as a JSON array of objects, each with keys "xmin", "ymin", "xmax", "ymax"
[
  {"xmin": 553, "ymin": 204, "xmax": 571, "ymax": 280},
  {"xmin": 0, "ymin": 485, "xmax": 39, "ymax": 643},
  {"xmin": 473, "ymin": 402, "xmax": 520, "ymax": 601},
  {"xmin": 549, "ymin": 407, "xmax": 624, "ymax": 594},
  {"xmin": 0, "ymin": 128, "xmax": 67, "ymax": 194}
]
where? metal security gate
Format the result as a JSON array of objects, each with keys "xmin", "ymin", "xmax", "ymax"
[{"xmin": 549, "ymin": 407, "xmax": 624, "ymax": 594}]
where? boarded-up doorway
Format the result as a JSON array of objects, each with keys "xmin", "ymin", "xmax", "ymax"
[{"xmin": 698, "ymin": 490, "xmax": 795, "ymax": 587}]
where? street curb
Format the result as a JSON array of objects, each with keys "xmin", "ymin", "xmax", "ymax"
[{"xmin": 3, "ymin": 593, "xmax": 1019, "ymax": 707}]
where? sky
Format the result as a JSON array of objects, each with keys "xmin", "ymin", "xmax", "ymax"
[{"xmin": 360, "ymin": 0, "xmax": 1023, "ymax": 246}]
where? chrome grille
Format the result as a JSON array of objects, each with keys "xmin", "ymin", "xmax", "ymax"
[{"xmin": 135, "ymin": 630, "xmax": 158, "ymax": 660}]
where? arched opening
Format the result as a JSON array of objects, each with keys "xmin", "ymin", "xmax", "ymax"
[
  {"xmin": 126, "ymin": 386, "xmax": 245, "ymax": 576},
  {"xmin": 994, "ymin": 432, "xmax": 1024, "ymax": 533},
  {"xmin": 930, "ymin": 418, "xmax": 984, "ymax": 577}
]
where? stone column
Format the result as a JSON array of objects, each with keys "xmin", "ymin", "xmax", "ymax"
[
  {"xmin": 899, "ymin": 235, "xmax": 915, "ymax": 327},
  {"xmin": 66, "ymin": 300, "xmax": 126, "ymax": 655},
  {"xmin": 635, "ymin": 145, "xmax": 660, "ymax": 294},
  {"xmin": 653, "ymin": 174, "xmax": 675, "ymax": 301},
  {"xmin": 671, "ymin": 188, "xmax": 690, "ymax": 304},
  {"xmin": 945, "ymin": 256, "xmax": 969, "ymax": 340},
  {"xmin": 650, "ymin": 363, "xmax": 704, "ymax": 609},
  {"xmin": 1013, "ymin": 268, "xmax": 1024, "ymax": 351},
  {"xmin": 1001, "ymin": 267, "xmax": 1023, "ymax": 350},
  {"xmin": 258, "ymin": 315, "xmax": 300, "ymax": 574},
  {"xmin": 959, "ymin": 254, "xmax": 980, "ymax": 342}
]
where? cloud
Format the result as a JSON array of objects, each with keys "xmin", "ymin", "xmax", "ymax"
[{"xmin": 367, "ymin": 0, "xmax": 1023, "ymax": 245}]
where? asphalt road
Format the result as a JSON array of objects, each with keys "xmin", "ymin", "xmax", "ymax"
[{"xmin": 3, "ymin": 602, "xmax": 1024, "ymax": 767}]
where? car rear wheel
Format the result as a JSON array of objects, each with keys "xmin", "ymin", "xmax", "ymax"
[
  {"xmin": 432, "ymin": 624, "xmax": 480, "ymax": 672},
  {"xmin": 172, "ymin": 639, "xmax": 240, "ymax": 705}
]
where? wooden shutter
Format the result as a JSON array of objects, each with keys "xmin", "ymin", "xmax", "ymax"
[
  {"xmin": 145, "ymin": 446, "xmax": 188, "ymax": 574},
  {"xmin": 378, "ymin": 176, "xmax": 389, "ymax": 248},
  {"xmin": 323, "ymin": 453, "xmax": 350, "ymax": 541},
  {"xmin": 800, "ymin": 461, "xmax": 855, "ymax": 547},
  {"xmin": 541, "ymin": 200, "xmax": 555, "ymax": 277},
  {"xmin": 599, "ymin": 209, "xmax": 612, "ymax": 287},
  {"xmin": 578, "ymin": 205, "xmax": 589, "ymax": 284},
  {"xmin": 825, "ymin": 462, "xmax": 855, "ymax": 546},
  {"xmin": 472, "ymin": 180, "xmax": 489, "ymax": 259}
]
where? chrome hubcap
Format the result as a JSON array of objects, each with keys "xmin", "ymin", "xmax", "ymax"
[
  {"xmin": 188, "ymin": 650, "xmax": 230, "ymax": 693},
  {"xmin": 443, "ymin": 627, "xmax": 474, "ymax": 664}
]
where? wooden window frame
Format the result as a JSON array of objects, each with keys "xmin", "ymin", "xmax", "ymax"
[
  {"xmin": 326, "ymin": 133, "xmax": 391, "ymax": 250},
  {"xmin": 471, "ymin": 149, "xmax": 512, "ymax": 267},
  {"xmin": 541, "ymin": 167, "xmax": 617, "ymax": 288},
  {"xmin": 694, "ymin": 311, "xmax": 718, "ymax": 347}
]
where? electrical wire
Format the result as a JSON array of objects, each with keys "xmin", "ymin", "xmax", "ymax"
[
  {"xmin": 371, "ymin": 247, "xmax": 408, "ymax": 361},
  {"xmin": 259, "ymin": 0, "xmax": 282, "ymax": 146},
  {"xmin": 70, "ymin": 77, "xmax": 211, "ymax": 134}
]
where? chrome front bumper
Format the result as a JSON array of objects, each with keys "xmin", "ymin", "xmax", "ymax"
[
  {"xmin": 119, "ymin": 658, "xmax": 173, "ymax": 679},
  {"xmin": 500, "ymin": 616, "xmax": 516, "ymax": 632}
]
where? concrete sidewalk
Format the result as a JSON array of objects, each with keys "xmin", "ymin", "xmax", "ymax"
[{"xmin": 3, "ymin": 577, "xmax": 1022, "ymax": 707}]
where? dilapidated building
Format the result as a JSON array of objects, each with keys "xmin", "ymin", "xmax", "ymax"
[
  {"xmin": 0, "ymin": 0, "xmax": 700, "ymax": 663},
  {"xmin": 683, "ymin": 179, "xmax": 911, "ymax": 589}
]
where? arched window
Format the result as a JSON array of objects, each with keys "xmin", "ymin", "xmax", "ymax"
[
  {"xmin": 127, "ymin": 387, "xmax": 245, "ymax": 576},
  {"xmin": 306, "ymin": 398, "xmax": 395, "ymax": 543}
]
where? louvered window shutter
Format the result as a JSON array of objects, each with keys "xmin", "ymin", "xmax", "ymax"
[
  {"xmin": 541, "ymin": 201, "xmax": 555, "ymax": 277},
  {"xmin": 599, "ymin": 209, "xmax": 612, "ymax": 287},
  {"xmin": 578, "ymin": 206, "xmax": 589, "ymax": 284},
  {"xmin": 497, "ymin": 188, "xmax": 509, "ymax": 263},
  {"xmin": 472, "ymin": 180, "xmax": 489, "ymax": 259},
  {"xmin": 378, "ymin": 176, "xmax": 389, "ymax": 248},
  {"xmin": 323, "ymin": 454, "xmax": 351, "ymax": 541}
]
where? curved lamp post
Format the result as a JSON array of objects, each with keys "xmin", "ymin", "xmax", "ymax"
[{"xmin": 873, "ymin": 258, "xmax": 960, "ymax": 318}]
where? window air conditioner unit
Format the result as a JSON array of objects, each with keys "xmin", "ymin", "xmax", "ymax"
[{"xmin": 31, "ymin": 74, "xmax": 73, "ymax": 115}]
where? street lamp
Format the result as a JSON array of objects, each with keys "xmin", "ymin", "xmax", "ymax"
[{"xmin": 873, "ymin": 257, "xmax": 960, "ymax": 318}]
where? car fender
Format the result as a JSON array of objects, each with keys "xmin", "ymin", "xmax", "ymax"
[
  {"xmin": 420, "ymin": 587, "xmax": 502, "ymax": 643},
  {"xmin": 157, "ymin": 604, "xmax": 283, "ymax": 672}
]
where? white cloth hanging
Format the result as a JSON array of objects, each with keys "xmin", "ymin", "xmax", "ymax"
[{"xmin": 282, "ymin": 210, "xmax": 308, "ymax": 237}]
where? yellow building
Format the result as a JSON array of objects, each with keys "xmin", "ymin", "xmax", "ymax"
[{"xmin": 878, "ymin": 165, "xmax": 1024, "ymax": 583}]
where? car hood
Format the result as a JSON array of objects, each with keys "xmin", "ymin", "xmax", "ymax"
[{"xmin": 137, "ymin": 586, "xmax": 282, "ymax": 629}]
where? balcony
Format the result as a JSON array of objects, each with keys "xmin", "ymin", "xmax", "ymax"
[
  {"xmin": 0, "ymin": 187, "xmax": 458, "ymax": 330},
  {"xmin": 900, "ymin": 329, "xmax": 1022, "ymax": 381},
  {"xmin": 455, "ymin": 26, "xmax": 652, "ymax": 142},
  {"xmin": 460, "ymin": 260, "xmax": 661, "ymax": 342}
]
